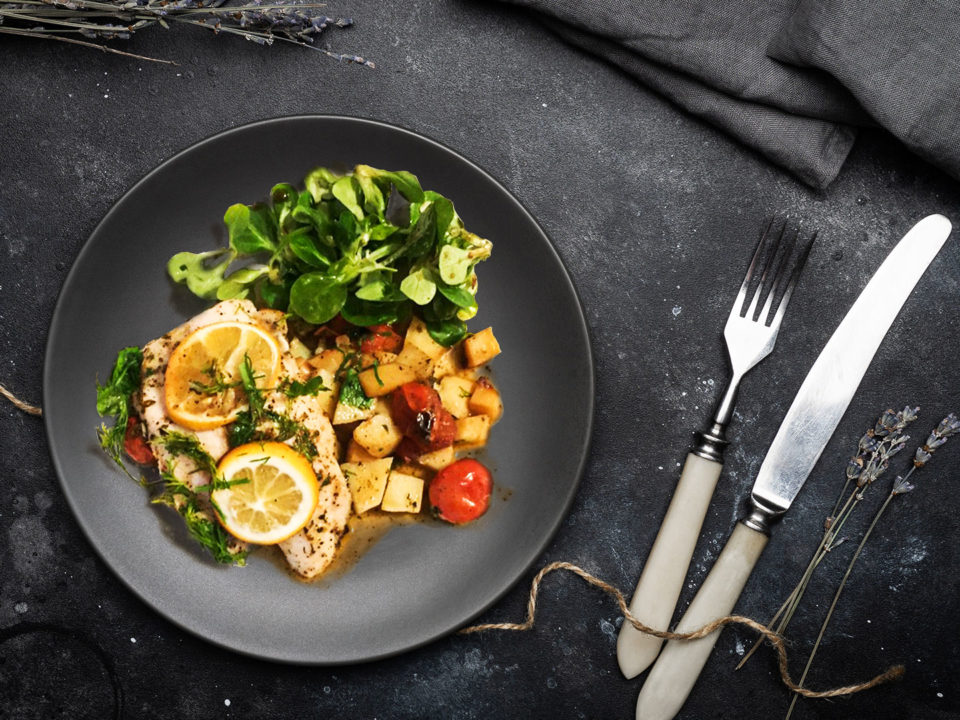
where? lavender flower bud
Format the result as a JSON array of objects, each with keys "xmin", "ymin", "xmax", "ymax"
[
  {"xmin": 892, "ymin": 475, "xmax": 915, "ymax": 495},
  {"xmin": 846, "ymin": 456, "xmax": 864, "ymax": 481}
]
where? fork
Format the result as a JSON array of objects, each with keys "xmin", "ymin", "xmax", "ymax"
[{"xmin": 616, "ymin": 218, "xmax": 815, "ymax": 679}]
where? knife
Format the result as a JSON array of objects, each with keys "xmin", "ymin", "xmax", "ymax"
[{"xmin": 634, "ymin": 214, "xmax": 953, "ymax": 720}]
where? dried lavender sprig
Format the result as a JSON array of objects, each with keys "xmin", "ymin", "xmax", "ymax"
[
  {"xmin": 785, "ymin": 413, "xmax": 956, "ymax": 719},
  {"xmin": 914, "ymin": 412, "xmax": 960, "ymax": 467},
  {"xmin": 0, "ymin": 0, "xmax": 373, "ymax": 65},
  {"xmin": 736, "ymin": 406, "xmax": 918, "ymax": 672}
]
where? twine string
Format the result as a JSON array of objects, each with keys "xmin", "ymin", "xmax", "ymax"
[
  {"xmin": 460, "ymin": 561, "xmax": 904, "ymax": 699},
  {"xmin": 0, "ymin": 383, "xmax": 42, "ymax": 416},
  {"xmin": 0, "ymin": 386, "xmax": 904, "ymax": 699}
]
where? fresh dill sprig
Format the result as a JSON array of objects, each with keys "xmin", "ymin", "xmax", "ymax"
[
  {"xmin": 190, "ymin": 363, "xmax": 241, "ymax": 396},
  {"xmin": 155, "ymin": 430, "xmax": 220, "ymax": 479},
  {"xmin": 152, "ymin": 467, "xmax": 246, "ymax": 566},
  {"xmin": 95, "ymin": 346, "xmax": 144, "ymax": 472}
]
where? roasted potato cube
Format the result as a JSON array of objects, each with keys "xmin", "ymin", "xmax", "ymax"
[
  {"xmin": 345, "ymin": 439, "xmax": 379, "ymax": 464},
  {"xmin": 381, "ymin": 471, "xmax": 424, "ymax": 513},
  {"xmin": 333, "ymin": 399, "xmax": 376, "ymax": 425},
  {"xmin": 358, "ymin": 363, "xmax": 419, "ymax": 397},
  {"xmin": 438, "ymin": 375, "xmax": 475, "ymax": 419},
  {"xmin": 308, "ymin": 347, "xmax": 346, "ymax": 376},
  {"xmin": 463, "ymin": 327, "xmax": 501, "ymax": 368},
  {"xmin": 397, "ymin": 317, "xmax": 447, "ymax": 378},
  {"xmin": 432, "ymin": 343, "xmax": 467, "ymax": 379},
  {"xmin": 353, "ymin": 413, "xmax": 403, "ymax": 458},
  {"xmin": 392, "ymin": 462, "xmax": 431, "ymax": 480},
  {"xmin": 403, "ymin": 316, "xmax": 448, "ymax": 360},
  {"xmin": 468, "ymin": 378, "xmax": 503, "ymax": 423},
  {"xmin": 455, "ymin": 414, "xmax": 491, "ymax": 450},
  {"xmin": 342, "ymin": 458, "xmax": 393, "ymax": 514},
  {"xmin": 312, "ymin": 368, "xmax": 339, "ymax": 420},
  {"xmin": 418, "ymin": 445, "xmax": 456, "ymax": 471}
]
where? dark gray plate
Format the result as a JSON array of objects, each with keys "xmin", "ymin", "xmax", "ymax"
[{"xmin": 43, "ymin": 116, "xmax": 594, "ymax": 664}]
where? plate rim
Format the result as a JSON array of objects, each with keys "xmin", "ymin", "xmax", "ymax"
[{"xmin": 43, "ymin": 114, "xmax": 596, "ymax": 664}]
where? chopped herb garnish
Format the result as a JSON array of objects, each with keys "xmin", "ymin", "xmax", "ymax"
[
  {"xmin": 338, "ymin": 367, "xmax": 373, "ymax": 409},
  {"xmin": 152, "ymin": 467, "xmax": 246, "ymax": 566},
  {"xmin": 95, "ymin": 346, "xmax": 143, "ymax": 470},
  {"xmin": 155, "ymin": 431, "xmax": 219, "ymax": 479},
  {"xmin": 190, "ymin": 363, "xmax": 240, "ymax": 396},
  {"xmin": 280, "ymin": 375, "xmax": 330, "ymax": 397}
]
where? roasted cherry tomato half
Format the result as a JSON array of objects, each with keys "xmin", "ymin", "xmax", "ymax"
[
  {"xmin": 123, "ymin": 416, "xmax": 155, "ymax": 465},
  {"xmin": 360, "ymin": 324, "xmax": 403, "ymax": 354},
  {"xmin": 391, "ymin": 382, "xmax": 456, "ymax": 451},
  {"xmin": 429, "ymin": 458, "xmax": 493, "ymax": 524}
]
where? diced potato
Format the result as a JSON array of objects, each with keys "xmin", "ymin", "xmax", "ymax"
[
  {"xmin": 334, "ymin": 334, "xmax": 353, "ymax": 350},
  {"xmin": 308, "ymin": 347, "xmax": 345, "ymax": 376},
  {"xmin": 403, "ymin": 316, "xmax": 448, "ymax": 360},
  {"xmin": 313, "ymin": 368, "xmax": 339, "ymax": 420},
  {"xmin": 432, "ymin": 343, "xmax": 467, "ymax": 379},
  {"xmin": 358, "ymin": 363, "xmax": 419, "ymax": 397},
  {"xmin": 392, "ymin": 462, "xmax": 431, "ymax": 480},
  {"xmin": 374, "ymin": 350, "xmax": 399, "ymax": 366},
  {"xmin": 455, "ymin": 414, "xmax": 491, "ymax": 450},
  {"xmin": 333, "ymin": 399, "xmax": 376, "ymax": 425},
  {"xmin": 397, "ymin": 317, "xmax": 447, "ymax": 379},
  {"xmin": 342, "ymin": 458, "xmax": 393, "ymax": 514},
  {"xmin": 345, "ymin": 439, "xmax": 379, "ymax": 464},
  {"xmin": 353, "ymin": 413, "xmax": 403, "ymax": 458},
  {"xmin": 468, "ymin": 378, "xmax": 503, "ymax": 423},
  {"xmin": 437, "ymin": 375, "xmax": 475, "ymax": 419},
  {"xmin": 463, "ymin": 327, "xmax": 501, "ymax": 368},
  {"xmin": 381, "ymin": 471, "xmax": 424, "ymax": 513},
  {"xmin": 418, "ymin": 445, "xmax": 455, "ymax": 471}
]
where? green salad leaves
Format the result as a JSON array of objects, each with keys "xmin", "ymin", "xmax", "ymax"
[{"xmin": 168, "ymin": 165, "xmax": 492, "ymax": 347}]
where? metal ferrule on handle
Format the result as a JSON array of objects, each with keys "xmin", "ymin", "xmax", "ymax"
[{"xmin": 690, "ymin": 371, "xmax": 742, "ymax": 464}]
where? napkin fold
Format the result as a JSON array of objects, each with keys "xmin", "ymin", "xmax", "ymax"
[{"xmin": 501, "ymin": 0, "xmax": 960, "ymax": 189}]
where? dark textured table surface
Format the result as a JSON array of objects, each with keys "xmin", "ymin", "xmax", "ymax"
[{"xmin": 2, "ymin": 2, "xmax": 960, "ymax": 718}]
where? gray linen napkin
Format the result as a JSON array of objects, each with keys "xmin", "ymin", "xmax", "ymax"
[
  {"xmin": 767, "ymin": 0, "xmax": 960, "ymax": 184},
  {"xmin": 500, "ymin": 0, "xmax": 862, "ymax": 188},
  {"xmin": 501, "ymin": 0, "xmax": 960, "ymax": 189}
]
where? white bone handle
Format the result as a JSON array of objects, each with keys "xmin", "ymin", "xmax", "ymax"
[
  {"xmin": 617, "ymin": 453, "xmax": 723, "ymax": 678},
  {"xmin": 635, "ymin": 522, "xmax": 769, "ymax": 720}
]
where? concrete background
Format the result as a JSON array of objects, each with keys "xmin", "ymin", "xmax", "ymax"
[{"xmin": 1, "ymin": 1, "xmax": 959, "ymax": 718}]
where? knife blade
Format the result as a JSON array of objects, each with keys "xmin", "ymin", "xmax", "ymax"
[{"xmin": 634, "ymin": 214, "xmax": 952, "ymax": 720}]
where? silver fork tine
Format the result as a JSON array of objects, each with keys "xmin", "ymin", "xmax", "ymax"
[
  {"xmin": 769, "ymin": 230, "xmax": 816, "ymax": 328},
  {"xmin": 744, "ymin": 219, "xmax": 786, "ymax": 321},
  {"xmin": 731, "ymin": 217, "xmax": 776, "ymax": 323},
  {"xmin": 758, "ymin": 223, "xmax": 799, "ymax": 324}
]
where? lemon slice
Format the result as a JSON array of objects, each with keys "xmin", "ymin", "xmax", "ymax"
[
  {"xmin": 164, "ymin": 320, "xmax": 282, "ymax": 430},
  {"xmin": 213, "ymin": 442, "xmax": 319, "ymax": 545}
]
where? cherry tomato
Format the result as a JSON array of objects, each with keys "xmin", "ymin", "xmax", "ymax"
[
  {"xmin": 429, "ymin": 459, "xmax": 493, "ymax": 524},
  {"xmin": 360, "ymin": 324, "xmax": 403, "ymax": 354},
  {"xmin": 391, "ymin": 382, "xmax": 456, "ymax": 451},
  {"xmin": 123, "ymin": 416, "xmax": 155, "ymax": 465}
]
